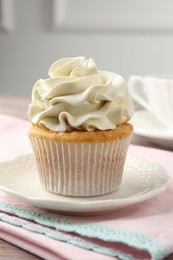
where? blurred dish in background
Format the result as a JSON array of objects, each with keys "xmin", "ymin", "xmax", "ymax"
[
  {"xmin": 128, "ymin": 74, "xmax": 173, "ymax": 129},
  {"xmin": 130, "ymin": 110, "xmax": 173, "ymax": 150}
]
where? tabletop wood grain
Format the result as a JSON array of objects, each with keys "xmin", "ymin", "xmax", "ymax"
[
  {"xmin": 0, "ymin": 239, "xmax": 42, "ymax": 260},
  {"xmin": 0, "ymin": 96, "xmax": 173, "ymax": 260}
]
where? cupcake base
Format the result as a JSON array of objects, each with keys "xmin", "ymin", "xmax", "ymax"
[{"xmin": 29, "ymin": 123, "xmax": 133, "ymax": 196}]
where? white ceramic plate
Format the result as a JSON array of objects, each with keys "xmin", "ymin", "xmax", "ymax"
[
  {"xmin": 130, "ymin": 110, "xmax": 173, "ymax": 149},
  {"xmin": 0, "ymin": 154, "xmax": 171, "ymax": 216}
]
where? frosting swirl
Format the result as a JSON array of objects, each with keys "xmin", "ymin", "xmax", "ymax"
[{"xmin": 28, "ymin": 57, "xmax": 134, "ymax": 132}]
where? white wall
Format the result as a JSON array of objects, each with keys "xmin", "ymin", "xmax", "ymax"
[{"xmin": 1, "ymin": 0, "xmax": 173, "ymax": 97}]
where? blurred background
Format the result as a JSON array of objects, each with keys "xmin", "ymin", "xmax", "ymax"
[{"xmin": 1, "ymin": 0, "xmax": 173, "ymax": 97}]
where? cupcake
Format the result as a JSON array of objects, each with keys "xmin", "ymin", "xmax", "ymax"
[{"xmin": 27, "ymin": 57, "xmax": 134, "ymax": 196}]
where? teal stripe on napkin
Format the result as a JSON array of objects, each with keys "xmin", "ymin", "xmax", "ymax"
[{"xmin": 0, "ymin": 201, "xmax": 170, "ymax": 260}]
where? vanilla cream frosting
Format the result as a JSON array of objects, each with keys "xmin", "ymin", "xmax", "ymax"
[{"xmin": 28, "ymin": 57, "xmax": 134, "ymax": 132}]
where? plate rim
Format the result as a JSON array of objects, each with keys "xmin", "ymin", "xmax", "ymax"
[{"xmin": 0, "ymin": 154, "xmax": 171, "ymax": 214}]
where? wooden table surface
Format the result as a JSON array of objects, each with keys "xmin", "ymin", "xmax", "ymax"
[{"xmin": 0, "ymin": 96, "xmax": 173, "ymax": 259}]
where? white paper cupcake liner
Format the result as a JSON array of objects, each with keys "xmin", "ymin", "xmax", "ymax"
[{"xmin": 29, "ymin": 135, "xmax": 132, "ymax": 196}]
